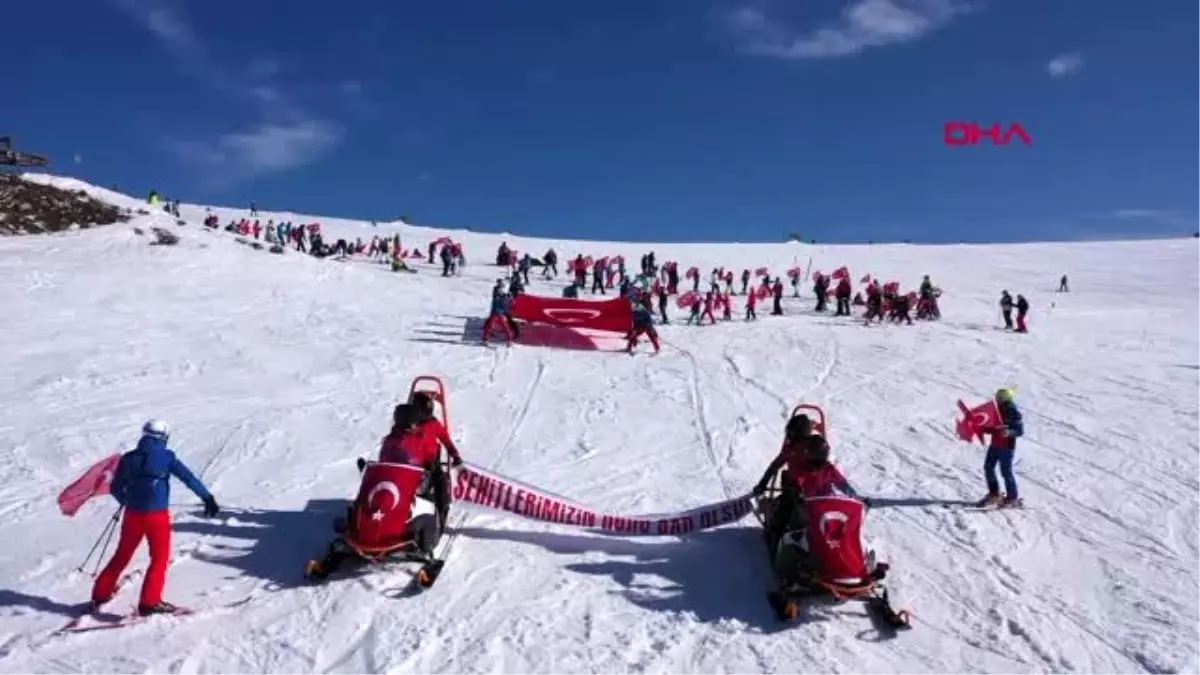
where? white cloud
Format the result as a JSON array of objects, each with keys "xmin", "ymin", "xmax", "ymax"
[
  {"xmin": 726, "ymin": 0, "xmax": 970, "ymax": 60},
  {"xmin": 1047, "ymin": 52, "xmax": 1084, "ymax": 77},
  {"xmin": 164, "ymin": 120, "xmax": 343, "ymax": 179},
  {"xmin": 111, "ymin": 0, "xmax": 348, "ymax": 181}
]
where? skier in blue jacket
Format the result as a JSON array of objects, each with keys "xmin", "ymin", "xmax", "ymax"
[
  {"xmin": 979, "ymin": 388, "xmax": 1025, "ymax": 507},
  {"xmin": 92, "ymin": 420, "xmax": 219, "ymax": 615}
]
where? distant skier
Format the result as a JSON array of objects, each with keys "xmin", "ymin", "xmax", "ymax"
[
  {"xmin": 862, "ymin": 285, "xmax": 880, "ymax": 324},
  {"xmin": 772, "ymin": 278, "xmax": 785, "ymax": 316},
  {"xmin": 686, "ymin": 295, "xmax": 702, "ymax": 325},
  {"xmin": 1015, "ymin": 294, "xmax": 1029, "ymax": 333},
  {"xmin": 978, "ymin": 388, "xmax": 1024, "ymax": 507},
  {"xmin": 702, "ymin": 291, "xmax": 717, "ymax": 324},
  {"xmin": 813, "ymin": 275, "xmax": 829, "ymax": 312},
  {"xmin": 999, "ymin": 291, "xmax": 1014, "ymax": 329},
  {"xmin": 482, "ymin": 291, "xmax": 515, "ymax": 345},
  {"xmin": 543, "ymin": 248, "xmax": 558, "ymax": 279},
  {"xmin": 834, "ymin": 276, "xmax": 851, "ymax": 316},
  {"xmin": 592, "ymin": 259, "xmax": 606, "ymax": 295},
  {"xmin": 745, "ymin": 285, "xmax": 758, "ymax": 320},
  {"xmin": 627, "ymin": 303, "xmax": 660, "ymax": 354},
  {"xmin": 1058, "ymin": 275, "xmax": 1069, "ymax": 293},
  {"xmin": 91, "ymin": 420, "xmax": 219, "ymax": 616}
]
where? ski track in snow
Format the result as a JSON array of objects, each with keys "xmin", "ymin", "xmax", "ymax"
[{"xmin": 0, "ymin": 174, "xmax": 1197, "ymax": 674}]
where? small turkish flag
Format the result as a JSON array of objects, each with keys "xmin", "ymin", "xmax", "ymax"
[{"xmin": 58, "ymin": 453, "xmax": 121, "ymax": 517}]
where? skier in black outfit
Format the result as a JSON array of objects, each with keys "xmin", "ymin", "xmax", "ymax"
[
  {"xmin": 999, "ymin": 291, "xmax": 1014, "ymax": 330},
  {"xmin": 771, "ymin": 278, "xmax": 784, "ymax": 315},
  {"xmin": 657, "ymin": 286, "xmax": 669, "ymax": 324},
  {"xmin": 813, "ymin": 276, "xmax": 830, "ymax": 312},
  {"xmin": 741, "ymin": 269, "xmax": 751, "ymax": 295},
  {"xmin": 1058, "ymin": 275, "xmax": 1069, "ymax": 292}
]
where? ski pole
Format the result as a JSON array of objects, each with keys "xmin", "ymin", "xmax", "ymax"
[{"xmin": 77, "ymin": 507, "xmax": 122, "ymax": 576}]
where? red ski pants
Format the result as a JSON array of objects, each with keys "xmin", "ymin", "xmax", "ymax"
[
  {"xmin": 482, "ymin": 314, "xmax": 513, "ymax": 342},
  {"xmin": 92, "ymin": 509, "xmax": 171, "ymax": 606},
  {"xmin": 1016, "ymin": 313, "xmax": 1027, "ymax": 332}
]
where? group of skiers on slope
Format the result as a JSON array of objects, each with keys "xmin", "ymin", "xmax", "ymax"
[{"xmin": 752, "ymin": 387, "xmax": 1025, "ymax": 561}]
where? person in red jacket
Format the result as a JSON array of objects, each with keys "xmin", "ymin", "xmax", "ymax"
[
  {"xmin": 378, "ymin": 404, "xmax": 439, "ymax": 467},
  {"xmin": 409, "ymin": 392, "xmax": 463, "ymax": 467},
  {"xmin": 754, "ymin": 428, "xmax": 863, "ymax": 553}
]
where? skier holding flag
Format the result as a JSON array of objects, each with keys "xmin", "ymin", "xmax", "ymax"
[
  {"xmin": 978, "ymin": 388, "xmax": 1024, "ymax": 507},
  {"xmin": 91, "ymin": 420, "xmax": 220, "ymax": 616}
]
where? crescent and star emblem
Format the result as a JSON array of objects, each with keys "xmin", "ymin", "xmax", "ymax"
[
  {"xmin": 819, "ymin": 510, "xmax": 849, "ymax": 549},
  {"xmin": 366, "ymin": 480, "xmax": 401, "ymax": 522}
]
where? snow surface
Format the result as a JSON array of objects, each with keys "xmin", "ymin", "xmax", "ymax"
[{"xmin": 0, "ymin": 174, "xmax": 1197, "ymax": 674}]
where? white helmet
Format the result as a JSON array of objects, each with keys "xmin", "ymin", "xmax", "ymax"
[{"xmin": 142, "ymin": 419, "xmax": 170, "ymax": 441}]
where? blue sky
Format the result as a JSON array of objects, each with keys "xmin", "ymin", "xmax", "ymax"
[{"xmin": 8, "ymin": 0, "xmax": 1197, "ymax": 243}]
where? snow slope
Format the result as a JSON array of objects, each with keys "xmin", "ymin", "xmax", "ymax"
[{"xmin": 0, "ymin": 175, "xmax": 1197, "ymax": 674}]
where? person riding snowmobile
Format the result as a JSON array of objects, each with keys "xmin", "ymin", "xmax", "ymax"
[
  {"xmin": 754, "ymin": 428, "xmax": 862, "ymax": 556},
  {"xmin": 753, "ymin": 415, "xmax": 814, "ymax": 552}
]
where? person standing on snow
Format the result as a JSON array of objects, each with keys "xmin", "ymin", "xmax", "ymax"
[
  {"xmin": 772, "ymin": 278, "xmax": 785, "ymax": 316},
  {"xmin": 1015, "ymin": 295, "xmax": 1030, "ymax": 333},
  {"xmin": 627, "ymin": 303, "xmax": 661, "ymax": 354},
  {"xmin": 591, "ymin": 259, "xmax": 606, "ymax": 295},
  {"xmin": 834, "ymin": 276, "xmax": 852, "ymax": 316},
  {"xmin": 813, "ymin": 275, "xmax": 829, "ymax": 312},
  {"xmin": 91, "ymin": 421, "xmax": 220, "ymax": 616},
  {"xmin": 482, "ymin": 291, "xmax": 515, "ymax": 345},
  {"xmin": 1058, "ymin": 275, "xmax": 1069, "ymax": 292},
  {"xmin": 543, "ymin": 248, "xmax": 558, "ymax": 279},
  {"xmin": 979, "ymin": 388, "xmax": 1024, "ymax": 507},
  {"xmin": 745, "ymin": 285, "xmax": 758, "ymax": 320},
  {"xmin": 999, "ymin": 291, "xmax": 1014, "ymax": 330},
  {"xmin": 701, "ymin": 291, "xmax": 717, "ymax": 324}
]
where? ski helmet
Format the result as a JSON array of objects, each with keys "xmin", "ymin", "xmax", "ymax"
[
  {"xmin": 409, "ymin": 392, "xmax": 435, "ymax": 421},
  {"xmin": 805, "ymin": 434, "xmax": 830, "ymax": 465},
  {"xmin": 995, "ymin": 388, "xmax": 1015, "ymax": 402},
  {"xmin": 141, "ymin": 419, "xmax": 170, "ymax": 441},
  {"xmin": 392, "ymin": 403, "xmax": 422, "ymax": 431},
  {"xmin": 785, "ymin": 414, "xmax": 812, "ymax": 443}
]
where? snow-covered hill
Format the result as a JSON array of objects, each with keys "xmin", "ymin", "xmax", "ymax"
[{"xmin": 1, "ymin": 175, "xmax": 1196, "ymax": 673}]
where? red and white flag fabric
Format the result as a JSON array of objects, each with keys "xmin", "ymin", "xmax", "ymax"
[
  {"xmin": 58, "ymin": 453, "xmax": 121, "ymax": 517},
  {"xmin": 451, "ymin": 464, "xmax": 754, "ymax": 537},
  {"xmin": 956, "ymin": 399, "xmax": 1001, "ymax": 445},
  {"xmin": 755, "ymin": 267, "xmax": 769, "ymax": 277},
  {"xmin": 831, "ymin": 266, "xmax": 850, "ymax": 280}
]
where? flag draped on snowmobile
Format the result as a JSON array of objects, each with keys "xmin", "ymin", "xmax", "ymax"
[
  {"xmin": 755, "ymin": 403, "xmax": 912, "ymax": 630},
  {"xmin": 305, "ymin": 375, "xmax": 454, "ymax": 588}
]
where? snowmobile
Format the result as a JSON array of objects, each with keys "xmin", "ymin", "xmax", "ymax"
[
  {"xmin": 304, "ymin": 375, "xmax": 454, "ymax": 588},
  {"xmin": 753, "ymin": 403, "xmax": 912, "ymax": 630}
]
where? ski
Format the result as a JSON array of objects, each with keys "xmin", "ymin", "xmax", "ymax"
[
  {"xmin": 56, "ymin": 606, "xmax": 195, "ymax": 634},
  {"xmin": 53, "ymin": 594, "xmax": 253, "ymax": 636}
]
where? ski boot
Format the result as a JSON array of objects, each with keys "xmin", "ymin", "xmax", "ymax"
[{"xmin": 975, "ymin": 492, "xmax": 1002, "ymax": 508}]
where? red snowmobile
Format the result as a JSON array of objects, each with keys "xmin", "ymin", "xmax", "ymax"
[
  {"xmin": 754, "ymin": 404, "xmax": 912, "ymax": 629},
  {"xmin": 304, "ymin": 376, "xmax": 454, "ymax": 587}
]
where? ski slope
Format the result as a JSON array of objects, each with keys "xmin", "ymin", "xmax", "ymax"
[{"xmin": 1, "ymin": 175, "xmax": 1197, "ymax": 674}]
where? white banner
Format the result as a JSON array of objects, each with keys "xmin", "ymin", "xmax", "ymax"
[{"xmin": 451, "ymin": 464, "xmax": 755, "ymax": 536}]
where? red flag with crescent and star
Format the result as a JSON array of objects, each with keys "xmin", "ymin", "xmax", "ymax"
[
  {"xmin": 58, "ymin": 453, "xmax": 121, "ymax": 517},
  {"xmin": 351, "ymin": 462, "xmax": 425, "ymax": 547},
  {"xmin": 956, "ymin": 399, "xmax": 1001, "ymax": 445}
]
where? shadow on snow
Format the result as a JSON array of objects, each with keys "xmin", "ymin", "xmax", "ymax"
[{"xmin": 456, "ymin": 524, "xmax": 895, "ymax": 636}]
